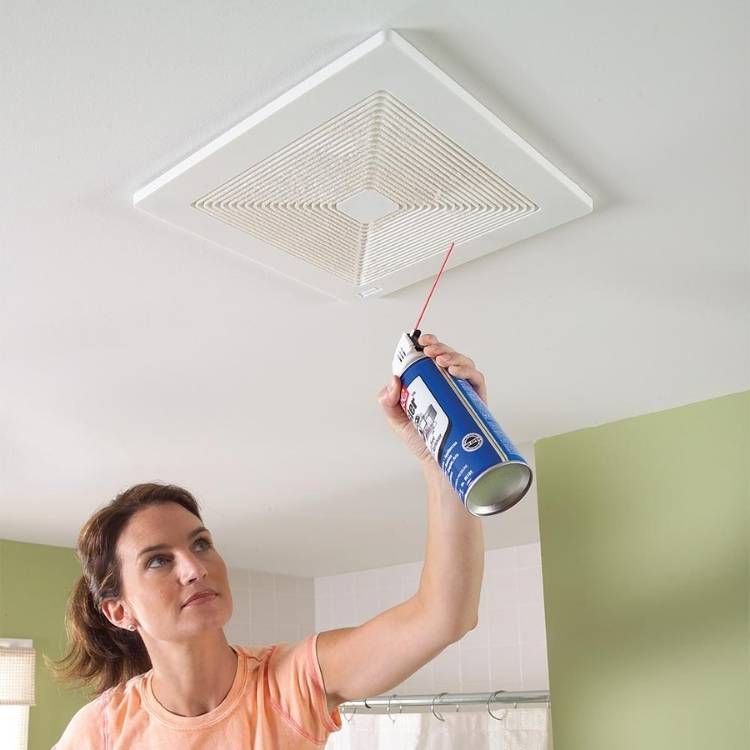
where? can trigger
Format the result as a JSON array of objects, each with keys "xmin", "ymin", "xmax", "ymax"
[{"xmin": 409, "ymin": 328, "xmax": 425, "ymax": 352}]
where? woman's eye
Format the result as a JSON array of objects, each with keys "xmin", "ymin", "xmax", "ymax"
[{"xmin": 145, "ymin": 539, "xmax": 211, "ymax": 569}]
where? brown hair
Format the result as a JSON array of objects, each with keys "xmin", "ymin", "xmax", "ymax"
[{"xmin": 49, "ymin": 483, "xmax": 203, "ymax": 695}]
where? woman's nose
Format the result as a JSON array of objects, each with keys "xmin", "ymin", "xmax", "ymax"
[{"xmin": 177, "ymin": 552, "xmax": 208, "ymax": 584}]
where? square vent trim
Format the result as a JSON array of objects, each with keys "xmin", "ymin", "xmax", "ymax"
[{"xmin": 134, "ymin": 30, "xmax": 592, "ymax": 301}]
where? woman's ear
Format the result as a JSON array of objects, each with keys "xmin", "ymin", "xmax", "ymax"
[{"xmin": 101, "ymin": 598, "xmax": 134, "ymax": 630}]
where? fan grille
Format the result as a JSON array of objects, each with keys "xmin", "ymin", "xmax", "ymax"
[{"xmin": 193, "ymin": 91, "xmax": 538, "ymax": 286}]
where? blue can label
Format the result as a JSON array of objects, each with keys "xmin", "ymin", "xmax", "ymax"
[
  {"xmin": 451, "ymin": 376, "xmax": 526, "ymax": 463},
  {"xmin": 399, "ymin": 355, "xmax": 527, "ymax": 504}
]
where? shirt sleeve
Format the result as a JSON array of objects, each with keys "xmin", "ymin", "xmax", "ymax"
[
  {"xmin": 266, "ymin": 632, "xmax": 343, "ymax": 743},
  {"xmin": 51, "ymin": 695, "xmax": 107, "ymax": 750}
]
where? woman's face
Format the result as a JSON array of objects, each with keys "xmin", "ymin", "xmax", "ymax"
[{"xmin": 104, "ymin": 502, "xmax": 233, "ymax": 642}]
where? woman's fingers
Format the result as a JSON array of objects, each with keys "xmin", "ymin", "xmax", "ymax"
[
  {"xmin": 423, "ymin": 341, "xmax": 476, "ymax": 370},
  {"xmin": 449, "ymin": 364, "xmax": 488, "ymax": 403},
  {"xmin": 423, "ymin": 343, "xmax": 455, "ymax": 357},
  {"xmin": 446, "ymin": 362, "xmax": 485, "ymax": 383},
  {"xmin": 435, "ymin": 352, "xmax": 475, "ymax": 369},
  {"xmin": 418, "ymin": 333, "xmax": 488, "ymax": 404},
  {"xmin": 412, "ymin": 332, "xmax": 488, "ymax": 403}
]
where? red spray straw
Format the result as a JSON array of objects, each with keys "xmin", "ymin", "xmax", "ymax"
[{"xmin": 413, "ymin": 241, "xmax": 455, "ymax": 333}]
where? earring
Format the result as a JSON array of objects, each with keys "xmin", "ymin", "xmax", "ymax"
[{"xmin": 128, "ymin": 624, "xmax": 136, "ymax": 631}]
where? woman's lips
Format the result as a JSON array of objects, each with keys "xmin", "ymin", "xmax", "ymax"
[{"xmin": 182, "ymin": 592, "xmax": 218, "ymax": 608}]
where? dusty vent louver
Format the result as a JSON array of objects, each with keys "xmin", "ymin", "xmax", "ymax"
[{"xmin": 134, "ymin": 31, "xmax": 592, "ymax": 301}]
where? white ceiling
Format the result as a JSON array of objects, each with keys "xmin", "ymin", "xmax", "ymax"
[{"xmin": 1, "ymin": 0, "xmax": 747, "ymax": 578}]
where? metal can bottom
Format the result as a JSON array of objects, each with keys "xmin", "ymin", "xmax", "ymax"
[{"xmin": 464, "ymin": 461, "xmax": 533, "ymax": 517}]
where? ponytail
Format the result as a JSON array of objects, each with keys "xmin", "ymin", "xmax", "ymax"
[{"xmin": 49, "ymin": 574, "xmax": 150, "ymax": 695}]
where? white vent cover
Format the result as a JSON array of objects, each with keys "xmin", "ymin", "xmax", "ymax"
[{"xmin": 134, "ymin": 30, "xmax": 592, "ymax": 301}]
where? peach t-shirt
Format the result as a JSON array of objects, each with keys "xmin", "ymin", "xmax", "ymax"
[{"xmin": 52, "ymin": 633, "xmax": 343, "ymax": 749}]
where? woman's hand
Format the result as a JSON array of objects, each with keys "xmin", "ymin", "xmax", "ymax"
[{"xmin": 378, "ymin": 332, "xmax": 488, "ymax": 464}]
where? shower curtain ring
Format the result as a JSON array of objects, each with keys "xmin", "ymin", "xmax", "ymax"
[
  {"xmin": 431, "ymin": 692, "xmax": 448, "ymax": 721},
  {"xmin": 487, "ymin": 690, "xmax": 508, "ymax": 721},
  {"xmin": 386, "ymin": 694, "xmax": 401, "ymax": 724},
  {"xmin": 341, "ymin": 706, "xmax": 357, "ymax": 723}
]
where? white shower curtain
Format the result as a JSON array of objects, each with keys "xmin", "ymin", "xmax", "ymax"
[{"xmin": 325, "ymin": 706, "xmax": 552, "ymax": 750}]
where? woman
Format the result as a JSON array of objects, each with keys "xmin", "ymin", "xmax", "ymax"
[{"xmin": 52, "ymin": 333, "xmax": 487, "ymax": 748}]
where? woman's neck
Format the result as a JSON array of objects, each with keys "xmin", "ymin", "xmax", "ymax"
[{"xmin": 147, "ymin": 632, "xmax": 238, "ymax": 717}]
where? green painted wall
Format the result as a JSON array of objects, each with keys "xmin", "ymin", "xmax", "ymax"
[
  {"xmin": 535, "ymin": 391, "xmax": 749, "ymax": 750},
  {"xmin": 0, "ymin": 540, "xmax": 89, "ymax": 750}
]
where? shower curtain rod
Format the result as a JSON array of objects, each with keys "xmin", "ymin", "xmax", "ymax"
[{"xmin": 338, "ymin": 690, "xmax": 550, "ymax": 716}]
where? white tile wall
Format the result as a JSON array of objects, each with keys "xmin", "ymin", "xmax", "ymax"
[
  {"xmin": 314, "ymin": 543, "xmax": 549, "ymax": 694},
  {"xmin": 223, "ymin": 567, "xmax": 315, "ymax": 648},
  {"xmin": 223, "ymin": 542, "xmax": 549, "ymax": 696}
]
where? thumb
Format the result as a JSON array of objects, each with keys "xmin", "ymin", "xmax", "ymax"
[{"xmin": 378, "ymin": 375, "xmax": 402, "ymax": 409}]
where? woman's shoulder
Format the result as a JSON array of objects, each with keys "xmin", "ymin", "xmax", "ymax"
[
  {"xmin": 52, "ymin": 692, "xmax": 108, "ymax": 749},
  {"xmin": 52, "ymin": 676, "xmax": 148, "ymax": 749}
]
